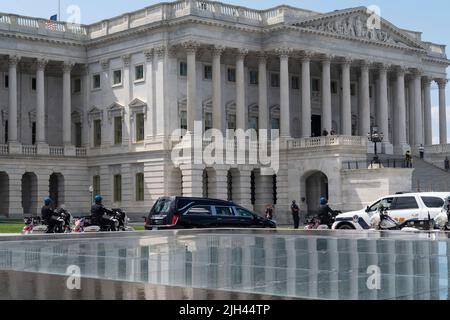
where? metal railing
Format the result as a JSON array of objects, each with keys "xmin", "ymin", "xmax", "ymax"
[
  {"xmin": 0, "ymin": 144, "xmax": 9, "ymax": 155},
  {"xmin": 343, "ymin": 158, "xmax": 412, "ymax": 170}
]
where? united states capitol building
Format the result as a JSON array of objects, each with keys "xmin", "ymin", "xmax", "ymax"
[{"xmin": 0, "ymin": 0, "xmax": 448, "ymax": 223}]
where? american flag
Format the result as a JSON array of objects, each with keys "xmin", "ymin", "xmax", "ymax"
[{"xmin": 45, "ymin": 14, "xmax": 58, "ymax": 31}]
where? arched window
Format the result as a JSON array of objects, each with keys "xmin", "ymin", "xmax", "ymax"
[
  {"xmin": 178, "ymin": 97, "xmax": 187, "ymax": 130},
  {"xmin": 248, "ymin": 104, "xmax": 259, "ymax": 131},
  {"xmin": 135, "ymin": 173, "xmax": 144, "ymax": 202},
  {"xmin": 270, "ymin": 105, "xmax": 280, "ymax": 130},
  {"xmin": 203, "ymin": 99, "xmax": 213, "ymax": 132}
]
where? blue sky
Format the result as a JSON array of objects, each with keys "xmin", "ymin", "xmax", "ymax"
[{"xmin": 1, "ymin": 0, "xmax": 449, "ymax": 143}]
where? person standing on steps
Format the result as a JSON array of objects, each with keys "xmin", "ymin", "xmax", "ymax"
[
  {"xmin": 419, "ymin": 144, "xmax": 425, "ymax": 159},
  {"xmin": 405, "ymin": 150, "xmax": 412, "ymax": 168},
  {"xmin": 445, "ymin": 157, "xmax": 450, "ymax": 172},
  {"xmin": 291, "ymin": 200, "xmax": 300, "ymax": 229}
]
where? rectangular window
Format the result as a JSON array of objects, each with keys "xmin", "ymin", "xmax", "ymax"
[
  {"xmin": 135, "ymin": 64, "xmax": 144, "ymax": 81},
  {"xmin": 204, "ymin": 112, "xmax": 212, "ymax": 131},
  {"xmin": 73, "ymin": 78, "xmax": 81, "ymax": 93},
  {"xmin": 249, "ymin": 70, "xmax": 258, "ymax": 85},
  {"xmin": 227, "ymin": 68, "xmax": 236, "ymax": 82},
  {"xmin": 135, "ymin": 113, "xmax": 145, "ymax": 142},
  {"xmin": 228, "ymin": 114, "xmax": 236, "ymax": 130},
  {"xmin": 331, "ymin": 81, "xmax": 338, "ymax": 94},
  {"xmin": 93, "ymin": 175, "xmax": 101, "ymax": 197},
  {"xmin": 391, "ymin": 197, "xmax": 419, "ymax": 210},
  {"xmin": 204, "ymin": 65, "xmax": 212, "ymax": 80},
  {"xmin": 31, "ymin": 122, "xmax": 36, "ymax": 145},
  {"xmin": 4, "ymin": 74, "xmax": 8, "ymax": 89},
  {"xmin": 75, "ymin": 123, "xmax": 82, "ymax": 147},
  {"xmin": 4, "ymin": 120, "xmax": 8, "ymax": 144},
  {"xmin": 180, "ymin": 111, "xmax": 187, "ymax": 130},
  {"xmin": 31, "ymin": 78, "xmax": 36, "ymax": 91},
  {"xmin": 113, "ymin": 174, "xmax": 122, "ymax": 203},
  {"xmin": 92, "ymin": 74, "xmax": 101, "ymax": 89},
  {"xmin": 93, "ymin": 119, "xmax": 102, "ymax": 147},
  {"xmin": 312, "ymin": 79, "xmax": 320, "ymax": 92},
  {"xmin": 369, "ymin": 85, "xmax": 373, "ymax": 98},
  {"xmin": 114, "ymin": 116, "xmax": 123, "ymax": 145},
  {"xmin": 271, "ymin": 73, "xmax": 280, "ymax": 87},
  {"xmin": 179, "ymin": 61, "xmax": 188, "ymax": 77},
  {"xmin": 113, "ymin": 70, "xmax": 122, "ymax": 86},
  {"xmin": 291, "ymin": 76, "xmax": 299, "ymax": 90},
  {"xmin": 351, "ymin": 83, "xmax": 356, "ymax": 96},
  {"xmin": 135, "ymin": 173, "xmax": 144, "ymax": 202}
]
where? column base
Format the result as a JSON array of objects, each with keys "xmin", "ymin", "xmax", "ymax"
[
  {"xmin": 37, "ymin": 143, "xmax": 49, "ymax": 156},
  {"xmin": 64, "ymin": 144, "xmax": 76, "ymax": 157},
  {"xmin": 8, "ymin": 142, "xmax": 22, "ymax": 155},
  {"xmin": 382, "ymin": 142, "xmax": 394, "ymax": 155},
  {"xmin": 394, "ymin": 144, "xmax": 411, "ymax": 156}
]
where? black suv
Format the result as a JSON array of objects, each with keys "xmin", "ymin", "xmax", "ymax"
[{"xmin": 144, "ymin": 197, "xmax": 277, "ymax": 230}]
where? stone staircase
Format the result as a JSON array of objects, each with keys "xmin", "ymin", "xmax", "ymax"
[{"xmin": 412, "ymin": 157, "xmax": 450, "ymax": 192}]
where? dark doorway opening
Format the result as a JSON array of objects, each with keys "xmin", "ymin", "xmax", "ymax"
[{"xmin": 311, "ymin": 115, "xmax": 322, "ymax": 137}]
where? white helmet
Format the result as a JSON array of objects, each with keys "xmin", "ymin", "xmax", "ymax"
[{"xmin": 434, "ymin": 210, "xmax": 448, "ymax": 230}]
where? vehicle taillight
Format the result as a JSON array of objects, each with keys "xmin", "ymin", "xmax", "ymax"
[{"xmin": 171, "ymin": 214, "xmax": 179, "ymax": 226}]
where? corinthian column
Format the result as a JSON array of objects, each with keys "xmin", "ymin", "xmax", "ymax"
[
  {"xmin": 321, "ymin": 55, "xmax": 332, "ymax": 133},
  {"xmin": 300, "ymin": 51, "xmax": 312, "ymax": 138},
  {"xmin": 395, "ymin": 66, "xmax": 409, "ymax": 154},
  {"xmin": 437, "ymin": 79, "xmax": 448, "ymax": 145},
  {"xmin": 359, "ymin": 61, "xmax": 371, "ymax": 137},
  {"xmin": 212, "ymin": 46, "xmax": 224, "ymax": 133},
  {"xmin": 236, "ymin": 48, "xmax": 248, "ymax": 131},
  {"xmin": 412, "ymin": 69, "xmax": 423, "ymax": 148},
  {"xmin": 378, "ymin": 63, "xmax": 393, "ymax": 154},
  {"xmin": 423, "ymin": 77, "xmax": 432, "ymax": 146},
  {"xmin": 62, "ymin": 62, "xmax": 74, "ymax": 147},
  {"xmin": 8, "ymin": 56, "xmax": 19, "ymax": 148},
  {"xmin": 184, "ymin": 41, "xmax": 200, "ymax": 133},
  {"xmin": 341, "ymin": 57, "xmax": 352, "ymax": 135},
  {"xmin": 258, "ymin": 53, "xmax": 268, "ymax": 131},
  {"xmin": 277, "ymin": 48, "xmax": 292, "ymax": 139},
  {"xmin": 36, "ymin": 58, "xmax": 48, "ymax": 148}
]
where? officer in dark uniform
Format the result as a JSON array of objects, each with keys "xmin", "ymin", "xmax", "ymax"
[
  {"xmin": 291, "ymin": 200, "xmax": 300, "ymax": 229},
  {"xmin": 91, "ymin": 195, "xmax": 116, "ymax": 231},
  {"xmin": 41, "ymin": 197, "xmax": 62, "ymax": 233}
]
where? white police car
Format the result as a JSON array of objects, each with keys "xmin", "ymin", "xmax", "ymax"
[{"xmin": 332, "ymin": 192, "xmax": 450, "ymax": 230}]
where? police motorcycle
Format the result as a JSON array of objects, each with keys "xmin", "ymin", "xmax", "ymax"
[
  {"xmin": 369, "ymin": 200, "xmax": 433, "ymax": 232},
  {"xmin": 22, "ymin": 205, "xmax": 73, "ymax": 234},
  {"xmin": 434, "ymin": 197, "xmax": 450, "ymax": 231},
  {"xmin": 73, "ymin": 208, "xmax": 134, "ymax": 233}
]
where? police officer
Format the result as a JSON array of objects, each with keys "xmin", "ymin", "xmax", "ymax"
[
  {"xmin": 317, "ymin": 197, "xmax": 336, "ymax": 227},
  {"xmin": 41, "ymin": 197, "xmax": 62, "ymax": 233},
  {"xmin": 91, "ymin": 195, "xmax": 116, "ymax": 231},
  {"xmin": 291, "ymin": 200, "xmax": 300, "ymax": 229}
]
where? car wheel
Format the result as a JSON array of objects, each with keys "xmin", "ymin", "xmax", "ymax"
[{"xmin": 337, "ymin": 223, "xmax": 355, "ymax": 230}]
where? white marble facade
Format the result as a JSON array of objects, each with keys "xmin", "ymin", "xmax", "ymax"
[{"xmin": 0, "ymin": 1, "xmax": 447, "ymax": 222}]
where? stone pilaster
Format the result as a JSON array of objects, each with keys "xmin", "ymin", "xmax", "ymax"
[
  {"xmin": 6, "ymin": 171, "xmax": 23, "ymax": 218},
  {"xmin": 300, "ymin": 51, "xmax": 312, "ymax": 138},
  {"xmin": 7, "ymin": 56, "xmax": 20, "ymax": 151},
  {"xmin": 234, "ymin": 166, "xmax": 252, "ymax": 210},
  {"xmin": 180, "ymin": 163, "xmax": 204, "ymax": 198},
  {"xmin": 144, "ymin": 49, "xmax": 155, "ymax": 139},
  {"xmin": 277, "ymin": 47, "xmax": 293, "ymax": 139},
  {"xmin": 36, "ymin": 58, "xmax": 48, "ymax": 154},
  {"xmin": 212, "ymin": 46, "xmax": 225, "ymax": 133},
  {"xmin": 258, "ymin": 52, "xmax": 269, "ymax": 131},
  {"xmin": 236, "ymin": 48, "xmax": 248, "ymax": 131},
  {"xmin": 340, "ymin": 57, "xmax": 352, "ymax": 135},
  {"xmin": 321, "ymin": 55, "xmax": 332, "ymax": 133}
]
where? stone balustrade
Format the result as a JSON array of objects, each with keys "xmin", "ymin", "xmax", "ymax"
[
  {"xmin": 287, "ymin": 135, "xmax": 367, "ymax": 149},
  {"xmin": 0, "ymin": 145, "xmax": 86, "ymax": 157},
  {"xmin": 425, "ymin": 144, "xmax": 450, "ymax": 154}
]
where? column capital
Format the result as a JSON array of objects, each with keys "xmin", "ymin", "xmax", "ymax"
[
  {"xmin": 8, "ymin": 55, "xmax": 20, "ymax": 67},
  {"xmin": 298, "ymin": 50, "xmax": 314, "ymax": 62},
  {"xmin": 144, "ymin": 48, "xmax": 154, "ymax": 61},
  {"xmin": 376, "ymin": 62, "xmax": 390, "ymax": 73},
  {"xmin": 339, "ymin": 56, "xmax": 353, "ymax": 66},
  {"xmin": 122, "ymin": 54, "xmax": 131, "ymax": 67},
  {"xmin": 436, "ymin": 78, "xmax": 448, "ymax": 89},
  {"xmin": 212, "ymin": 45, "xmax": 226, "ymax": 57},
  {"xmin": 422, "ymin": 76, "xmax": 433, "ymax": 86},
  {"xmin": 100, "ymin": 59, "xmax": 109, "ymax": 70},
  {"xmin": 182, "ymin": 40, "xmax": 200, "ymax": 54},
  {"xmin": 410, "ymin": 68, "xmax": 423, "ymax": 77},
  {"xmin": 154, "ymin": 45, "xmax": 166, "ymax": 58},
  {"xmin": 359, "ymin": 60, "xmax": 372, "ymax": 71},
  {"xmin": 275, "ymin": 47, "xmax": 293, "ymax": 59},
  {"xmin": 236, "ymin": 48, "xmax": 249, "ymax": 60},
  {"xmin": 36, "ymin": 58, "xmax": 48, "ymax": 71},
  {"xmin": 394, "ymin": 65, "xmax": 408, "ymax": 76},
  {"xmin": 257, "ymin": 52, "xmax": 270, "ymax": 64},
  {"xmin": 62, "ymin": 61, "xmax": 75, "ymax": 73},
  {"xmin": 319, "ymin": 54, "xmax": 334, "ymax": 64}
]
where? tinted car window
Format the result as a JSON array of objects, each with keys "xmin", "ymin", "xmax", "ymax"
[
  {"xmin": 186, "ymin": 206, "xmax": 212, "ymax": 215},
  {"xmin": 391, "ymin": 197, "xmax": 419, "ymax": 210},
  {"xmin": 235, "ymin": 207, "xmax": 254, "ymax": 218},
  {"xmin": 368, "ymin": 198, "xmax": 393, "ymax": 212},
  {"xmin": 421, "ymin": 197, "xmax": 445, "ymax": 208},
  {"xmin": 150, "ymin": 198, "xmax": 173, "ymax": 215},
  {"xmin": 215, "ymin": 206, "xmax": 234, "ymax": 216}
]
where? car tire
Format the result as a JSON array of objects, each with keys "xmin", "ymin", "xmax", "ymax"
[{"xmin": 337, "ymin": 223, "xmax": 355, "ymax": 230}]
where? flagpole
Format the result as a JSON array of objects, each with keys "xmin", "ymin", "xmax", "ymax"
[{"xmin": 58, "ymin": 0, "xmax": 61, "ymax": 21}]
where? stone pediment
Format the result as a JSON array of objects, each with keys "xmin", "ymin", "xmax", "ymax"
[
  {"xmin": 88, "ymin": 106, "xmax": 103, "ymax": 124},
  {"xmin": 294, "ymin": 7, "xmax": 427, "ymax": 51},
  {"xmin": 107, "ymin": 102, "xmax": 125, "ymax": 122}
]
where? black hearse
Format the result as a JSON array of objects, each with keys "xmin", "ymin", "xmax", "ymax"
[{"xmin": 144, "ymin": 197, "xmax": 277, "ymax": 230}]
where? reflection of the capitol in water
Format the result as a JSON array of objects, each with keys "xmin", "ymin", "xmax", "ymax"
[{"xmin": 0, "ymin": 230, "xmax": 449, "ymax": 300}]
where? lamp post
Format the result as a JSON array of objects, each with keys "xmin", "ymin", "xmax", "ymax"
[
  {"xmin": 367, "ymin": 126, "xmax": 384, "ymax": 164},
  {"xmin": 89, "ymin": 185, "xmax": 94, "ymax": 206}
]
